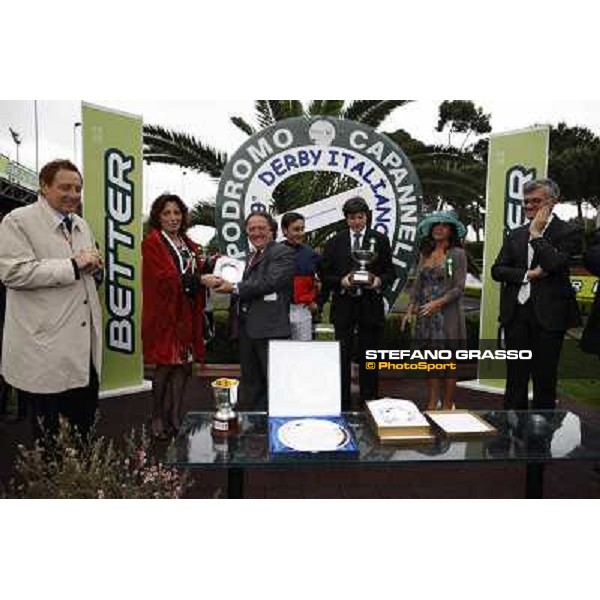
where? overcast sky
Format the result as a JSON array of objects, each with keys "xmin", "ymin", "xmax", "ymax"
[{"xmin": 2, "ymin": 99, "xmax": 599, "ymax": 242}]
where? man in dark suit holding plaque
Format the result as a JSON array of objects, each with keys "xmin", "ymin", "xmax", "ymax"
[
  {"xmin": 214, "ymin": 212, "xmax": 294, "ymax": 410},
  {"xmin": 491, "ymin": 178, "xmax": 581, "ymax": 410},
  {"xmin": 319, "ymin": 197, "xmax": 395, "ymax": 410}
]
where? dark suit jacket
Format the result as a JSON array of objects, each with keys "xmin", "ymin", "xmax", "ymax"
[
  {"xmin": 584, "ymin": 231, "xmax": 600, "ymax": 277},
  {"xmin": 491, "ymin": 216, "xmax": 581, "ymax": 332},
  {"xmin": 238, "ymin": 241, "xmax": 294, "ymax": 339},
  {"xmin": 319, "ymin": 228, "xmax": 395, "ymax": 326},
  {"xmin": 581, "ymin": 230, "xmax": 600, "ymax": 355}
]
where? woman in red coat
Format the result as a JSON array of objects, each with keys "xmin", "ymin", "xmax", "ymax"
[{"xmin": 142, "ymin": 194, "xmax": 218, "ymax": 439}]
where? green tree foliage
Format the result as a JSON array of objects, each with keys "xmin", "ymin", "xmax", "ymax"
[
  {"xmin": 189, "ymin": 199, "xmax": 217, "ymax": 228},
  {"xmin": 549, "ymin": 122, "xmax": 600, "ymax": 233},
  {"xmin": 144, "ymin": 124, "xmax": 227, "ymax": 178},
  {"xmin": 384, "ymin": 126, "xmax": 487, "ymax": 242},
  {"xmin": 436, "ymin": 100, "xmax": 492, "ymax": 150},
  {"xmin": 550, "ymin": 122, "xmax": 600, "ymax": 155}
]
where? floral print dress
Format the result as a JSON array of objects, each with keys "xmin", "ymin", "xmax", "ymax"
[{"xmin": 409, "ymin": 247, "xmax": 468, "ymax": 352}]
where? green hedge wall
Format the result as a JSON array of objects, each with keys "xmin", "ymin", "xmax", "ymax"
[{"xmin": 204, "ymin": 309, "xmax": 483, "ymax": 364}]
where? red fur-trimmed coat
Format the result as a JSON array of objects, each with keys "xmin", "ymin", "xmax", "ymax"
[{"xmin": 142, "ymin": 228, "xmax": 205, "ymax": 365}]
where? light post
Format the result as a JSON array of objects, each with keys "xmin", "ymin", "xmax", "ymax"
[
  {"xmin": 73, "ymin": 122, "xmax": 82, "ymax": 166},
  {"xmin": 145, "ymin": 159, "xmax": 151, "ymax": 209},
  {"xmin": 34, "ymin": 100, "xmax": 39, "ymax": 173},
  {"xmin": 9, "ymin": 127, "xmax": 22, "ymax": 165}
]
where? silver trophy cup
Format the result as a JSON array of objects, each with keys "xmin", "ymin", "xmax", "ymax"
[
  {"xmin": 351, "ymin": 247, "xmax": 377, "ymax": 285},
  {"xmin": 211, "ymin": 379, "xmax": 240, "ymax": 437}
]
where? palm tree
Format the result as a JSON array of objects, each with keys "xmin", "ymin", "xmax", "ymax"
[
  {"xmin": 384, "ymin": 129, "xmax": 487, "ymax": 241},
  {"xmin": 143, "ymin": 100, "xmax": 488, "ymax": 249},
  {"xmin": 143, "ymin": 101, "xmax": 412, "ymax": 237},
  {"xmin": 143, "ymin": 125, "xmax": 227, "ymax": 229}
]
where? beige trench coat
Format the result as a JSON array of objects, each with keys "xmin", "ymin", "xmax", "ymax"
[{"xmin": 0, "ymin": 198, "xmax": 102, "ymax": 393}]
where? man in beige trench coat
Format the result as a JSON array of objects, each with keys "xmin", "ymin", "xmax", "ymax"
[{"xmin": 0, "ymin": 159, "xmax": 103, "ymax": 439}]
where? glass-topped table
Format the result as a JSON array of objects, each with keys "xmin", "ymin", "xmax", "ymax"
[{"xmin": 166, "ymin": 410, "xmax": 600, "ymax": 498}]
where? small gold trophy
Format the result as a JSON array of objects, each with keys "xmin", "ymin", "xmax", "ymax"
[{"xmin": 211, "ymin": 378, "xmax": 240, "ymax": 437}]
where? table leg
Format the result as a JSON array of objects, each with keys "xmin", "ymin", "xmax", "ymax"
[
  {"xmin": 526, "ymin": 463, "xmax": 545, "ymax": 499},
  {"xmin": 228, "ymin": 468, "xmax": 244, "ymax": 499}
]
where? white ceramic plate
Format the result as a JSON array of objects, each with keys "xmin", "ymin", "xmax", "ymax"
[{"xmin": 277, "ymin": 419, "xmax": 349, "ymax": 452}]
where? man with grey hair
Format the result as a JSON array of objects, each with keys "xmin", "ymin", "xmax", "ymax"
[{"xmin": 492, "ymin": 178, "xmax": 581, "ymax": 410}]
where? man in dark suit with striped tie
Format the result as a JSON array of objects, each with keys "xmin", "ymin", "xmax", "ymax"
[
  {"xmin": 214, "ymin": 212, "xmax": 294, "ymax": 410},
  {"xmin": 319, "ymin": 197, "xmax": 395, "ymax": 410}
]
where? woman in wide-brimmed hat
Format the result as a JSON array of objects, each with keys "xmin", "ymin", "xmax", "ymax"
[{"xmin": 402, "ymin": 211, "xmax": 468, "ymax": 410}]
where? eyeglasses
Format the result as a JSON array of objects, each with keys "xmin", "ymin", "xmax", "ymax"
[{"xmin": 522, "ymin": 197, "xmax": 545, "ymax": 207}]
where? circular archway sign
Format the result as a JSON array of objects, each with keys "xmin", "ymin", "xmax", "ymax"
[{"xmin": 216, "ymin": 116, "xmax": 422, "ymax": 308}]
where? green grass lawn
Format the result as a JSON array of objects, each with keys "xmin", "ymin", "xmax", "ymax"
[
  {"xmin": 558, "ymin": 379, "xmax": 600, "ymax": 407},
  {"xmin": 557, "ymin": 338, "xmax": 600, "ymax": 407}
]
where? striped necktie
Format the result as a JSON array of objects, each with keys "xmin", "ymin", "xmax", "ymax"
[
  {"xmin": 63, "ymin": 214, "xmax": 73, "ymax": 234},
  {"xmin": 248, "ymin": 249, "xmax": 262, "ymax": 269}
]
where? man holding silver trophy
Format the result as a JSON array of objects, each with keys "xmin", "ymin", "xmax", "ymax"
[{"xmin": 320, "ymin": 197, "xmax": 395, "ymax": 410}]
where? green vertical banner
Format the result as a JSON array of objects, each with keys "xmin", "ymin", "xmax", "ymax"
[
  {"xmin": 476, "ymin": 126, "xmax": 550, "ymax": 388},
  {"xmin": 82, "ymin": 102, "xmax": 147, "ymax": 396}
]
